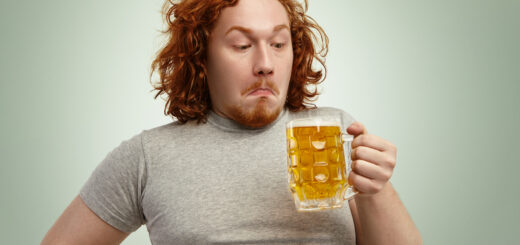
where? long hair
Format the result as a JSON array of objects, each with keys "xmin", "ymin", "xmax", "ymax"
[{"xmin": 150, "ymin": 0, "xmax": 328, "ymax": 123}]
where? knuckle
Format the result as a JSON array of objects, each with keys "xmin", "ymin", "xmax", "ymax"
[
  {"xmin": 376, "ymin": 182, "xmax": 385, "ymax": 192},
  {"xmin": 390, "ymin": 157, "xmax": 397, "ymax": 168},
  {"xmin": 390, "ymin": 144, "xmax": 397, "ymax": 153},
  {"xmin": 382, "ymin": 170, "xmax": 392, "ymax": 180},
  {"xmin": 385, "ymin": 140, "xmax": 396, "ymax": 152},
  {"xmin": 384, "ymin": 156, "xmax": 396, "ymax": 167}
]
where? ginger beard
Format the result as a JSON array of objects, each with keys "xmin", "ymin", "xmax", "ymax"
[{"xmin": 227, "ymin": 79, "xmax": 284, "ymax": 128}]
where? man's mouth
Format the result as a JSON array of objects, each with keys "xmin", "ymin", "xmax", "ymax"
[
  {"xmin": 248, "ymin": 88, "xmax": 274, "ymax": 96},
  {"xmin": 242, "ymin": 79, "xmax": 279, "ymax": 97}
]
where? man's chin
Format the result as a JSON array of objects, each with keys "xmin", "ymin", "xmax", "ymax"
[{"xmin": 229, "ymin": 100, "xmax": 283, "ymax": 128}]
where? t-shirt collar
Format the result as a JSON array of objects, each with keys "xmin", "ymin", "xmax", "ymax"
[{"xmin": 207, "ymin": 107, "xmax": 287, "ymax": 133}]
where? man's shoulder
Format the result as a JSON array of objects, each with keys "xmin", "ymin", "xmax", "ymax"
[
  {"xmin": 140, "ymin": 120, "xmax": 202, "ymax": 141},
  {"xmin": 144, "ymin": 120, "xmax": 182, "ymax": 134}
]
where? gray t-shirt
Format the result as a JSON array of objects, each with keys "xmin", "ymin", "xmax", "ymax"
[{"xmin": 80, "ymin": 107, "xmax": 357, "ymax": 245}]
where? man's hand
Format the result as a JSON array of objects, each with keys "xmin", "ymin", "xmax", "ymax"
[{"xmin": 346, "ymin": 122, "xmax": 397, "ymax": 195}]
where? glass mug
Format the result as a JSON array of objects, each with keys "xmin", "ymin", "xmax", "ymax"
[{"xmin": 285, "ymin": 114, "xmax": 356, "ymax": 211}]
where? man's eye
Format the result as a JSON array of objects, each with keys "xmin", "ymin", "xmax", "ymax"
[
  {"xmin": 235, "ymin": 45, "xmax": 251, "ymax": 50},
  {"xmin": 273, "ymin": 43, "xmax": 285, "ymax": 49}
]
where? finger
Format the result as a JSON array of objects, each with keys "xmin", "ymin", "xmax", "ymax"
[
  {"xmin": 351, "ymin": 146, "xmax": 396, "ymax": 169},
  {"xmin": 352, "ymin": 134, "xmax": 395, "ymax": 152},
  {"xmin": 346, "ymin": 122, "xmax": 367, "ymax": 136},
  {"xmin": 348, "ymin": 171, "xmax": 379, "ymax": 194},
  {"xmin": 351, "ymin": 160, "xmax": 391, "ymax": 181}
]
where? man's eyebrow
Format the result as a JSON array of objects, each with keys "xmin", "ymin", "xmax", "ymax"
[
  {"xmin": 273, "ymin": 24, "xmax": 290, "ymax": 33},
  {"xmin": 225, "ymin": 24, "xmax": 290, "ymax": 36}
]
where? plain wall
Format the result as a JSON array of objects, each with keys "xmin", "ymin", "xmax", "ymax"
[{"xmin": 1, "ymin": 0, "xmax": 518, "ymax": 244}]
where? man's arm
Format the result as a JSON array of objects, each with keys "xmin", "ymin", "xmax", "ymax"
[
  {"xmin": 41, "ymin": 195, "xmax": 129, "ymax": 245},
  {"xmin": 346, "ymin": 122, "xmax": 422, "ymax": 245},
  {"xmin": 349, "ymin": 184, "xmax": 422, "ymax": 245}
]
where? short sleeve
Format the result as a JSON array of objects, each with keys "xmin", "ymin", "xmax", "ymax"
[{"xmin": 79, "ymin": 132, "xmax": 148, "ymax": 233}]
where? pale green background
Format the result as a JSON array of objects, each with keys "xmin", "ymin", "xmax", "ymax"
[{"xmin": 1, "ymin": 0, "xmax": 518, "ymax": 244}]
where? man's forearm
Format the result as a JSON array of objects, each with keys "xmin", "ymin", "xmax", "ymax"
[{"xmin": 353, "ymin": 183, "xmax": 422, "ymax": 245}]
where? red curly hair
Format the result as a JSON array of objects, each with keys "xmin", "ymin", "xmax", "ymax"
[{"xmin": 151, "ymin": 0, "xmax": 328, "ymax": 123}]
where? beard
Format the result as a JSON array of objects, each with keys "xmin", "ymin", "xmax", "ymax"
[{"xmin": 228, "ymin": 98, "xmax": 283, "ymax": 128}]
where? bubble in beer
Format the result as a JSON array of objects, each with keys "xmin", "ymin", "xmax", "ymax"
[
  {"xmin": 311, "ymin": 140, "xmax": 326, "ymax": 150},
  {"xmin": 313, "ymin": 166, "xmax": 329, "ymax": 182},
  {"xmin": 315, "ymin": 174, "xmax": 327, "ymax": 182}
]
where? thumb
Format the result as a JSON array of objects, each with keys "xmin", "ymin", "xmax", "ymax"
[{"xmin": 347, "ymin": 121, "xmax": 367, "ymax": 136}]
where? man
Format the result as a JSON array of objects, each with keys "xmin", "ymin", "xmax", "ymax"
[{"xmin": 42, "ymin": 0, "xmax": 422, "ymax": 244}]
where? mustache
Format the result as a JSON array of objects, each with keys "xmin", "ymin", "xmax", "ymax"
[{"xmin": 241, "ymin": 79, "xmax": 280, "ymax": 96}]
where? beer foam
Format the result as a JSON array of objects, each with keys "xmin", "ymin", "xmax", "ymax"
[{"xmin": 287, "ymin": 119, "xmax": 341, "ymax": 128}]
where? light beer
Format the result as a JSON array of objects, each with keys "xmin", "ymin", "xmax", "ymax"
[{"xmin": 286, "ymin": 121, "xmax": 352, "ymax": 210}]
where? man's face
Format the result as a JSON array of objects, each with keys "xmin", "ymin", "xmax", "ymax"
[{"xmin": 206, "ymin": 0, "xmax": 293, "ymax": 128}]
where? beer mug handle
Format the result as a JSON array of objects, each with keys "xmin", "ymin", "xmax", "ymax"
[{"xmin": 341, "ymin": 133, "xmax": 357, "ymax": 200}]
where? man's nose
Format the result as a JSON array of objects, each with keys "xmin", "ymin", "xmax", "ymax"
[{"xmin": 253, "ymin": 43, "xmax": 274, "ymax": 77}]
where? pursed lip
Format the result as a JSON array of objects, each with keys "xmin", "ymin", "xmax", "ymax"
[{"xmin": 247, "ymin": 87, "xmax": 275, "ymax": 96}]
